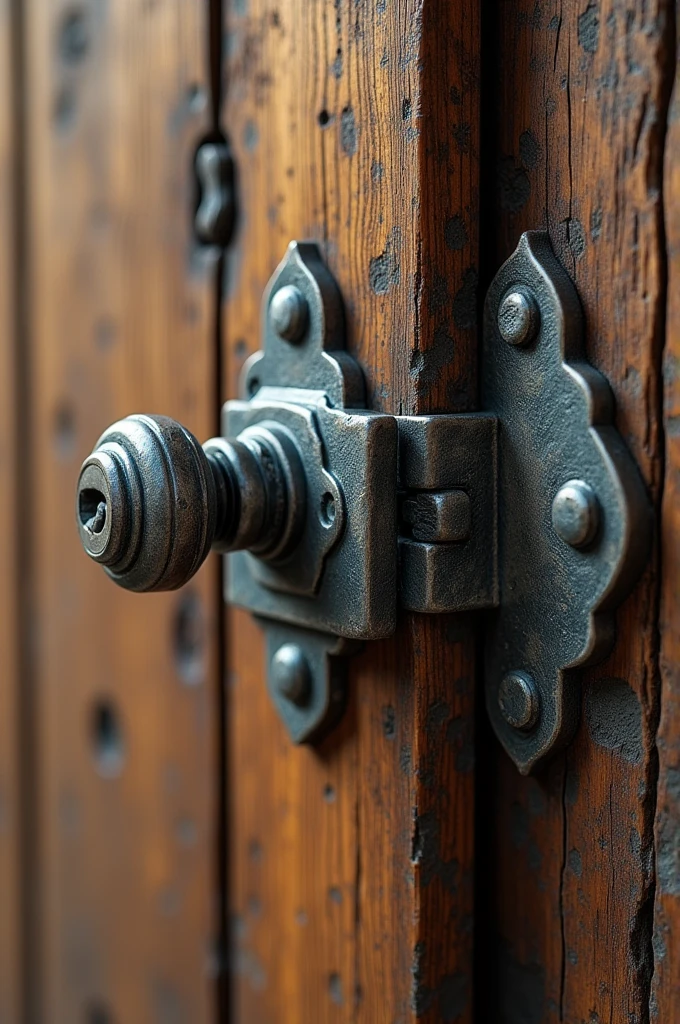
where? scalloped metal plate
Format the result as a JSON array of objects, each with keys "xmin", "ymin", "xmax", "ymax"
[
  {"xmin": 225, "ymin": 242, "xmax": 396, "ymax": 745},
  {"xmin": 482, "ymin": 232, "xmax": 651, "ymax": 774}
]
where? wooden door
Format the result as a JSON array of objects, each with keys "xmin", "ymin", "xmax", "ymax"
[{"xmin": 0, "ymin": 0, "xmax": 677, "ymax": 1022}]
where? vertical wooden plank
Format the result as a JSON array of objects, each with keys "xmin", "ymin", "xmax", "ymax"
[
  {"xmin": 25, "ymin": 0, "xmax": 220, "ymax": 1018},
  {"xmin": 223, "ymin": 1, "xmax": 479, "ymax": 1020},
  {"xmin": 0, "ymin": 0, "xmax": 21, "ymax": 1018},
  {"xmin": 652, "ymin": 2, "xmax": 680, "ymax": 1017},
  {"xmin": 483, "ymin": 1, "xmax": 672, "ymax": 1021}
]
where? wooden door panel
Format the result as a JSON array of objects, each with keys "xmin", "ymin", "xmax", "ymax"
[
  {"xmin": 482, "ymin": 2, "xmax": 672, "ymax": 1021},
  {"xmin": 222, "ymin": 0, "xmax": 479, "ymax": 1019},
  {"xmin": 654, "ymin": 8, "xmax": 680, "ymax": 1017},
  {"xmin": 24, "ymin": 0, "xmax": 220, "ymax": 1018},
  {"xmin": 0, "ymin": 0, "xmax": 21, "ymax": 1019}
]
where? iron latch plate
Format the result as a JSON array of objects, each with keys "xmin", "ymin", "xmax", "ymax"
[
  {"xmin": 223, "ymin": 242, "xmax": 398, "ymax": 742},
  {"xmin": 226, "ymin": 393, "xmax": 398, "ymax": 639}
]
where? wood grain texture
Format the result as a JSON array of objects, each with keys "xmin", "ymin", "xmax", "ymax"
[
  {"xmin": 222, "ymin": 0, "xmax": 479, "ymax": 1019},
  {"xmin": 482, "ymin": 1, "xmax": 672, "ymax": 1021},
  {"xmin": 651, "ymin": 1, "xmax": 680, "ymax": 1017},
  {"xmin": 0, "ymin": 0, "xmax": 21, "ymax": 1019},
  {"xmin": 24, "ymin": 0, "xmax": 220, "ymax": 1018}
]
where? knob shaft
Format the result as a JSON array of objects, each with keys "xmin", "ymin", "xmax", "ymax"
[{"xmin": 76, "ymin": 414, "xmax": 304, "ymax": 592}]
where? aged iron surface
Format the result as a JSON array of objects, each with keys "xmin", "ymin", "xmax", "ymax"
[
  {"xmin": 225, "ymin": 245, "xmax": 396, "ymax": 635},
  {"xmin": 482, "ymin": 231, "xmax": 651, "ymax": 773},
  {"xmin": 75, "ymin": 235, "xmax": 651, "ymax": 762},
  {"xmin": 241, "ymin": 242, "xmax": 365, "ymax": 407},
  {"xmin": 226, "ymin": 394, "xmax": 397, "ymax": 636},
  {"xmin": 397, "ymin": 414, "xmax": 498, "ymax": 614}
]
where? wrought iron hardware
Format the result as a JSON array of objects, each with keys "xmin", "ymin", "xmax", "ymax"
[
  {"xmin": 194, "ymin": 141, "xmax": 235, "ymax": 247},
  {"xmin": 75, "ymin": 233, "xmax": 650, "ymax": 771}
]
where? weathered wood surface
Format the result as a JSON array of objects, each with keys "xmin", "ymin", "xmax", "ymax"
[
  {"xmin": 0, "ymin": 0, "xmax": 21, "ymax": 1019},
  {"xmin": 652, "ymin": 3, "xmax": 680, "ymax": 1018},
  {"xmin": 222, "ymin": 0, "xmax": 480, "ymax": 1019},
  {"xmin": 24, "ymin": 0, "xmax": 220, "ymax": 1018},
  {"xmin": 482, "ymin": 2, "xmax": 672, "ymax": 1021},
  {"xmin": 1, "ymin": 0, "xmax": 675, "ymax": 1019}
]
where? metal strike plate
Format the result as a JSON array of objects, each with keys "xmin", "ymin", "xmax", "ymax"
[{"xmin": 482, "ymin": 232, "xmax": 651, "ymax": 773}]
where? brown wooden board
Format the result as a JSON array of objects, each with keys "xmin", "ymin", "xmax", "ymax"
[
  {"xmin": 24, "ymin": 0, "xmax": 220, "ymax": 1018},
  {"xmin": 0, "ymin": 0, "xmax": 21, "ymax": 1019},
  {"xmin": 222, "ymin": 0, "xmax": 480, "ymax": 1019},
  {"xmin": 481, "ymin": 1, "xmax": 673, "ymax": 1021},
  {"xmin": 652, "ymin": 2, "xmax": 680, "ymax": 1018}
]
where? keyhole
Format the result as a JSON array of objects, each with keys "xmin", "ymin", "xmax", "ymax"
[{"xmin": 79, "ymin": 488, "xmax": 107, "ymax": 534}]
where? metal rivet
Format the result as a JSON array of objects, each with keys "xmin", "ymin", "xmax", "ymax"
[
  {"xmin": 269, "ymin": 285, "xmax": 308, "ymax": 343},
  {"xmin": 271, "ymin": 643, "xmax": 311, "ymax": 705},
  {"xmin": 497, "ymin": 288, "xmax": 540, "ymax": 346},
  {"xmin": 498, "ymin": 671, "xmax": 540, "ymax": 731},
  {"xmin": 552, "ymin": 480, "xmax": 600, "ymax": 548}
]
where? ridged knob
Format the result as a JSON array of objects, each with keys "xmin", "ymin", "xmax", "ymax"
[{"xmin": 76, "ymin": 414, "xmax": 304, "ymax": 592}]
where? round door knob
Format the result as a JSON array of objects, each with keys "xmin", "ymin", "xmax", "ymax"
[{"xmin": 76, "ymin": 414, "xmax": 305, "ymax": 592}]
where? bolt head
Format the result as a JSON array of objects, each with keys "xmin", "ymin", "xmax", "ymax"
[
  {"xmin": 552, "ymin": 480, "xmax": 600, "ymax": 548},
  {"xmin": 498, "ymin": 671, "xmax": 540, "ymax": 731},
  {"xmin": 271, "ymin": 643, "xmax": 311, "ymax": 705},
  {"xmin": 497, "ymin": 288, "xmax": 540, "ymax": 346},
  {"xmin": 269, "ymin": 285, "xmax": 309, "ymax": 343}
]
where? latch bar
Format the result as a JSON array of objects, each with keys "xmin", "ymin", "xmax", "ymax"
[{"xmin": 397, "ymin": 414, "xmax": 498, "ymax": 614}]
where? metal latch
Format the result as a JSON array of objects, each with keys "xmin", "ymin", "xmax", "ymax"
[{"xmin": 75, "ymin": 233, "xmax": 650, "ymax": 772}]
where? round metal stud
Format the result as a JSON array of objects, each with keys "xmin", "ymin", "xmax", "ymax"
[
  {"xmin": 271, "ymin": 644, "xmax": 311, "ymax": 706},
  {"xmin": 269, "ymin": 285, "xmax": 309, "ymax": 343},
  {"xmin": 552, "ymin": 480, "xmax": 600, "ymax": 548},
  {"xmin": 498, "ymin": 671, "xmax": 540, "ymax": 731},
  {"xmin": 497, "ymin": 288, "xmax": 540, "ymax": 347}
]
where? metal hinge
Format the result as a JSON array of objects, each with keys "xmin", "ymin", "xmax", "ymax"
[{"xmin": 76, "ymin": 234, "xmax": 651, "ymax": 773}]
